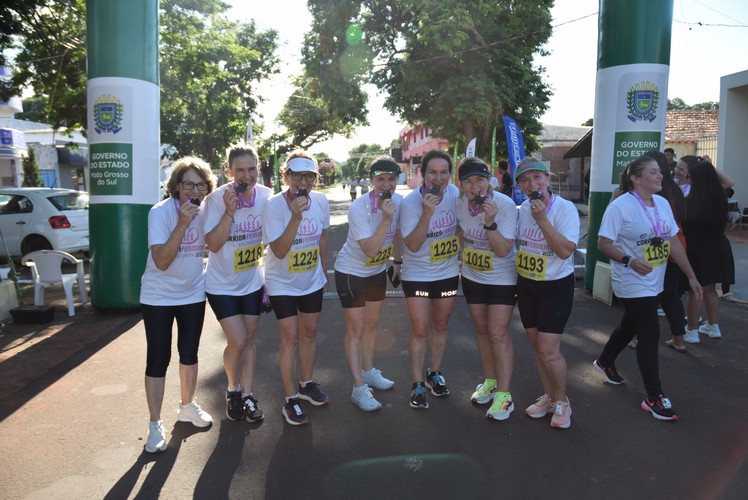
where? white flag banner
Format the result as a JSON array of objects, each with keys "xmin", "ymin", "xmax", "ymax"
[
  {"xmin": 245, "ymin": 115, "xmax": 253, "ymax": 145},
  {"xmin": 466, "ymin": 137, "xmax": 476, "ymax": 157}
]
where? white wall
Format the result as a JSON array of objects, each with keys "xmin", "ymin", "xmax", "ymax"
[{"xmin": 719, "ymin": 70, "xmax": 748, "ymax": 201}]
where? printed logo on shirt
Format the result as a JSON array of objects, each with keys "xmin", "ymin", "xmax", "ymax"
[{"xmin": 298, "ymin": 218, "xmax": 320, "ymax": 236}]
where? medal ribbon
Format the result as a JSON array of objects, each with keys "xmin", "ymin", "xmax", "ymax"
[
  {"xmin": 369, "ymin": 190, "xmax": 380, "ymax": 213},
  {"xmin": 233, "ymin": 183, "xmax": 256, "ymax": 209},
  {"xmin": 630, "ymin": 191, "xmax": 662, "ymax": 240}
]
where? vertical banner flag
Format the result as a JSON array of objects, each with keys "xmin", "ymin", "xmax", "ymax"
[
  {"xmin": 491, "ymin": 126, "xmax": 497, "ymax": 169},
  {"xmin": 466, "ymin": 137, "xmax": 476, "ymax": 158},
  {"xmin": 452, "ymin": 142, "xmax": 459, "ymax": 185},
  {"xmin": 502, "ymin": 116, "xmax": 527, "ymax": 204},
  {"xmin": 245, "ymin": 114, "xmax": 253, "ymax": 145}
]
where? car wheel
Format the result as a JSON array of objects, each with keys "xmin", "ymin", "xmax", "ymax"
[{"xmin": 21, "ymin": 236, "xmax": 53, "ymax": 255}]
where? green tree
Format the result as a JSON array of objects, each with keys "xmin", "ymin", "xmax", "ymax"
[
  {"xmin": 667, "ymin": 97, "xmax": 688, "ymax": 110},
  {"xmin": 667, "ymin": 98, "xmax": 719, "ymax": 111},
  {"xmin": 272, "ymin": 0, "xmax": 370, "ymax": 155},
  {"xmin": 159, "ymin": 0, "xmax": 280, "ymax": 166},
  {"xmin": 3, "ymin": 1, "xmax": 279, "ymax": 167},
  {"xmin": 1, "ymin": 0, "xmax": 87, "ymax": 132},
  {"xmin": 303, "ymin": 0, "xmax": 553, "ymax": 158},
  {"xmin": 691, "ymin": 101, "xmax": 719, "ymax": 110},
  {"xmin": 21, "ymin": 147, "xmax": 43, "ymax": 187},
  {"xmin": 338, "ymin": 143, "xmax": 386, "ymax": 178}
]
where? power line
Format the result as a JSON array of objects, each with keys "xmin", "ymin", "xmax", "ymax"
[{"xmin": 674, "ymin": 19, "xmax": 748, "ymax": 28}]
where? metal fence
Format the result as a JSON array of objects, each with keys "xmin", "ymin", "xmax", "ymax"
[{"xmin": 696, "ymin": 135, "xmax": 719, "ymax": 164}]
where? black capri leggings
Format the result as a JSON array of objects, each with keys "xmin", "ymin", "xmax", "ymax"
[
  {"xmin": 599, "ymin": 296, "xmax": 662, "ymax": 398},
  {"xmin": 142, "ymin": 301, "xmax": 206, "ymax": 378}
]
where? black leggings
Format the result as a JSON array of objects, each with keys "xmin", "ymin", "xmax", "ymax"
[
  {"xmin": 598, "ymin": 296, "xmax": 662, "ymax": 398},
  {"xmin": 659, "ymin": 261, "xmax": 685, "ymax": 337},
  {"xmin": 142, "ymin": 301, "xmax": 206, "ymax": 378}
]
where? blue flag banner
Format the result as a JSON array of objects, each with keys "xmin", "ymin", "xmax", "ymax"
[{"xmin": 502, "ymin": 116, "xmax": 527, "ymax": 204}]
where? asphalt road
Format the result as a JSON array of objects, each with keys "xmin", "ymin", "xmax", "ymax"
[{"xmin": 0, "ymin": 185, "xmax": 746, "ymax": 499}]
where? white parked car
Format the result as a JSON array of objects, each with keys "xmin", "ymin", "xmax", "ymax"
[{"xmin": 0, "ymin": 188, "xmax": 89, "ymax": 257}]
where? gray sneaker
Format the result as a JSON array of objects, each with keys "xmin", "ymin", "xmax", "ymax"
[
  {"xmin": 361, "ymin": 367, "xmax": 395, "ymax": 390},
  {"xmin": 351, "ymin": 384, "xmax": 382, "ymax": 412}
]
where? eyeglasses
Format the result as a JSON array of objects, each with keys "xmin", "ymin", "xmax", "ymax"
[
  {"xmin": 290, "ymin": 172, "xmax": 317, "ymax": 182},
  {"xmin": 181, "ymin": 181, "xmax": 209, "ymax": 191}
]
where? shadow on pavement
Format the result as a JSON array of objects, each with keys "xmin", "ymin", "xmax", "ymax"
[{"xmin": 0, "ymin": 311, "xmax": 141, "ymax": 421}]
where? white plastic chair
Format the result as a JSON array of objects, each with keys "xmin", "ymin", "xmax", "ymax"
[{"xmin": 21, "ymin": 250, "xmax": 89, "ymax": 317}]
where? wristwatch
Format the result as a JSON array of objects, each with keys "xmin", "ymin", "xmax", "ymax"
[
  {"xmin": 622, "ymin": 255, "xmax": 631, "ymax": 267},
  {"xmin": 483, "ymin": 222, "xmax": 498, "ymax": 231}
]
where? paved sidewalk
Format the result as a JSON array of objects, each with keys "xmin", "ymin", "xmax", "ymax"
[{"xmin": 0, "ymin": 186, "xmax": 746, "ymax": 499}]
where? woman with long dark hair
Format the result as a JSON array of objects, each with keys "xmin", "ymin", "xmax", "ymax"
[
  {"xmin": 642, "ymin": 151, "xmax": 688, "ymax": 352},
  {"xmin": 682, "ymin": 161, "xmax": 735, "ymax": 342}
]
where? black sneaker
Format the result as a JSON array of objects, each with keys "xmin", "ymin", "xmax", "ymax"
[
  {"xmin": 226, "ymin": 390, "xmax": 244, "ymax": 421},
  {"xmin": 282, "ymin": 397, "xmax": 309, "ymax": 426},
  {"xmin": 641, "ymin": 394, "xmax": 679, "ymax": 421},
  {"xmin": 425, "ymin": 369, "xmax": 450, "ymax": 397},
  {"xmin": 298, "ymin": 382, "xmax": 329, "ymax": 406},
  {"xmin": 409, "ymin": 382, "xmax": 429, "ymax": 409},
  {"xmin": 243, "ymin": 394, "xmax": 264, "ymax": 422},
  {"xmin": 593, "ymin": 359, "xmax": 625, "ymax": 385}
]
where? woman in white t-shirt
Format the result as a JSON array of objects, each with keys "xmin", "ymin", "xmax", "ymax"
[
  {"xmin": 455, "ymin": 157, "xmax": 518, "ymax": 421},
  {"xmin": 204, "ymin": 145, "xmax": 272, "ymax": 424},
  {"xmin": 400, "ymin": 149, "xmax": 460, "ymax": 410},
  {"xmin": 334, "ymin": 157, "xmax": 403, "ymax": 412},
  {"xmin": 595, "ymin": 155, "xmax": 702, "ymax": 422},
  {"xmin": 514, "ymin": 157, "xmax": 579, "ymax": 430},
  {"xmin": 359, "ymin": 177, "xmax": 370, "ymax": 195},
  {"xmin": 140, "ymin": 157, "xmax": 215, "ymax": 453},
  {"xmin": 262, "ymin": 151, "xmax": 330, "ymax": 426}
]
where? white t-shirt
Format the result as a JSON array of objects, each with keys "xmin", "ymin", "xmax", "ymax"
[
  {"xmin": 489, "ymin": 176, "xmax": 499, "ymax": 190},
  {"xmin": 599, "ymin": 192, "xmax": 679, "ymax": 298},
  {"xmin": 456, "ymin": 191, "xmax": 518, "ymax": 285},
  {"xmin": 400, "ymin": 184, "xmax": 460, "ymax": 281},
  {"xmin": 516, "ymin": 194, "xmax": 579, "ymax": 281},
  {"xmin": 262, "ymin": 189, "xmax": 330, "ymax": 296},
  {"xmin": 334, "ymin": 191, "xmax": 402, "ymax": 277},
  {"xmin": 203, "ymin": 183, "xmax": 272, "ymax": 295},
  {"xmin": 140, "ymin": 197, "xmax": 206, "ymax": 306}
]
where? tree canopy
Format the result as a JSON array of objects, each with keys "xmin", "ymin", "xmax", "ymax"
[
  {"xmin": 300, "ymin": 0, "xmax": 554, "ymax": 159},
  {"xmin": 271, "ymin": 0, "xmax": 370, "ymax": 158},
  {"xmin": 159, "ymin": 0, "xmax": 280, "ymax": 166},
  {"xmin": 667, "ymin": 98, "xmax": 719, "ymax": 111},
  {"xmin": 1, "ymin": 0, "xmax": 87, "ymax": 131},
  {"xmin": 338, "ymin": 143, "xmax": 387, "ymax": 178},
  {"xmin": 2, "ymin": 0, "xmax": 280, "ymax": 167}
]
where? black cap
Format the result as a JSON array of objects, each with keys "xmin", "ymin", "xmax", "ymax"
[
  {"xmin": 458, "ymin": 161, "xmax": 491, "ymax": 181},
  {"xmin": 369, "ymin": 157, "xmax": 401, "ymax": 177}
]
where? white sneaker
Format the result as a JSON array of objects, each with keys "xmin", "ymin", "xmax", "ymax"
[
  {"xmin": 145, "ymin": 420, "xmax": 167, "ymax": 453},
  {"xmin": 698, "ymin": 322, "xmax": 722, "ymax": 339},
  {"xmin": 683, "ymin": 327, "xmax": 700, "ymax": 344},
  {"xmin": 351, "ymin": 384, "xmax": 382, "ymax": 412},
  {"xmin": 361, "ymin": 367, "xmax": 394, "ymax": 390},
  {"xmin": 177, "ymin": 401, "xmax": 213, "ymax": 428}
]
